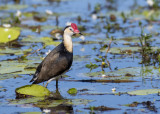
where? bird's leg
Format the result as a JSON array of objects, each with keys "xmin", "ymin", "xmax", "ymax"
[
  {"xmin": 45, "ymin": 82, "xmax": 49, "ymax": 88},
  {"xmin": 56, "ymin": 79, "xmax": 58, "ymax": 89},
  {"xmin": 45, "ymin": 77, "xmax": 56, "ymax": 88}
]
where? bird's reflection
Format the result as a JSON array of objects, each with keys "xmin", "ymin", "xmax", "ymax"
[{"xmin": 39, "ymin": 87, "xmax": 73, "ymax": 114}]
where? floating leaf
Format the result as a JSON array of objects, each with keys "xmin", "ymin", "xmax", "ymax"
[
  {"xmin": 0, "ymin": 4, "xmax": 28, "ymax": 10},
  {"xmin": 101, "ymin": 46, "xmax": 159, "ymax": 54},
  {"xmin": 127, "ymin": 89, "xmax": 160, "ymax": 95},
  {"xmin": 85, "ymin": 63, "xmax": 98, "ymax": 69},
  {"xmin": 67, "ymin": 88, "xmax": 77, "ymax": 95},
  {"xmin": 85, "ymin": 66, "xmax": 160, "ymax": 79},
  {"xmin": 0, "ymin": 47, "xmax": 31, "ymax": 55},
  {"xmin": 0, "ymin": 60, "xmax": 37, "ymax": 75},
  {"xmin": 15, "ymin": 84, "xmax": 51, "ymax": 98},
  {"xmin": 22, "ymin": 36, "xmax": 60, "ymax": 46},
  {"xmin": 0, "ymin": 27, "xmax": 20, "ymax": 43}
]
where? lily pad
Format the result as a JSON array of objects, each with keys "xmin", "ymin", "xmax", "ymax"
[
  {"xmin": 0, "ymin": 27, "xmax": 20, "ymax": 43},
  {"xmin": 67, "ymin": 88, "xmax": 77, "ymax": 95},
  {"xmin": 22, "ymin": 36, "xmax": 60, "ymax": 46},
  {"xmin": 127, "ymin": 89, "xmax": 160, "ymax": 95},
  {"xmin": 0, "ymin": 4, "xmax": 28, "ymax": 10},
  {"xmin": 0, "ymin": 47, "xmax": 31, "ymax": 55},
  {"xmin": 85, "ymin": 66, "xmax": 160, "ymax": 79},
  {"xmin": 101, "ymin": 46, "xmax": 159, "ymax": 54},
  {"xmin": 0, "ymin": 60, "xmax": 37, "ymax": 75},
  {"xmin": 15, "ymin": 84, "xmax": 51, "ymax": 98}
]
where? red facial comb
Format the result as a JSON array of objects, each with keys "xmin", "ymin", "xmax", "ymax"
[
  {"xmin": 71, "ymin": 23, "xmax": 79, "ymax": 33},
  {"xmin": 71, "ymin": 23, "xmax": 77, "ymax": 29}
]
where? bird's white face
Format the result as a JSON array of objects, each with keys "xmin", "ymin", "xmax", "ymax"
[
  {"xmin": 64, "ymin": 26, "xmax": 75, "ymax": 36},
  {"xmin": 63, "ymin": 23, "xmax": 80, "ymax": 53},
  {"xmin": 64, "ymin": 23, "xmax": 80, "ymax": 36}
]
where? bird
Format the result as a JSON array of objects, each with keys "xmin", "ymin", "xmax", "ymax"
[{"xmin": 30, "ymin": 23, "xmax": 82, "ymax": 88}]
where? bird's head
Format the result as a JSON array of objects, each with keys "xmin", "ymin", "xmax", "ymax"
[{"xmin": 63, "ymin": 23, "xmax": 81, "ymax": 36}]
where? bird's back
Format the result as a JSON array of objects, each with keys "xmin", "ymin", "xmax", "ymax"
[{"xmin": 30, "ymin": 42, "xmax": 73, "ymax": 84}]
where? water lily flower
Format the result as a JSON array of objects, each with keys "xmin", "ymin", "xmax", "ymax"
[
  {"xmin": 66, "ymin": 22, "xmax": 72, "ymax": 26},
  {"xmin": 101, "ymin": 74, "xmax": 106, "ymax": 77},
  {"xmin": 112, "ymin": 87, "xmax": 116, "ymax": 92},
  {"xmin": 45, "ymin": 9, "xmax": 53, "ymax": 15},
  {"xmin": 43, "ymin": 109, "xmax": 51, "ymax": 113},
  {"xmin": 147, "ymin": 0, "xmax": 154, "ymax": 7},
  {"xmin": 79, "ymin": 35, "xmax": 85, "ymax": 40},
  {"xmin": 15, "ymin": 10, "xmax": 22, "ymax": 17},
  {"xmin": 3, "ymin": 24, "xmax": 11, "ymax": 28},
  {"xmin": 55, "ymin": 33, "xmax": 61, "ymax": 39},
  {"xmin": 91, "ymin": 14, "xmax": 97, "ymax": 20}
]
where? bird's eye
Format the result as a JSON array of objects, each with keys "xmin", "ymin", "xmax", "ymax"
[{"xmin": 70, "ymin": 28, "xmax": 73, "ymax": 31}]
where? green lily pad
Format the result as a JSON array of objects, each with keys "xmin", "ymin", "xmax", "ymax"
[
  {"xmin": 104, "ymin": 47, "xmax": 159, "ymax": 54},
  {"xmin": 127, "ymin": 89, "xmax": 160, "ymax": 95},
  {"xmin": 0, "ymin": 74, "xmax": 22, "ymax": 81},
  {"xmin": 0, "ymin": 4, "xmax": 28, "ymax": 10},
  {"xmin": 0, "ymin": 60, "xmax": 37, "ymax": 76},
  {"xmin": 23, "ymin": 12, "xmax": 39, "ymax": 17},
  {"xmin": 16, "ymin": 84, "xmax": 51, "ymax": 98},
  {"xmin": 0, "ymin": 47, "xmax": 31, "ymax": 55},
  {"xmin": 0, "ymin": 27, "xmax": 20, "ymax": 43},
  {"xmin": 22, "ymin": 36, "xmax": 60, "ymax": 46},
  {"xmin": 9, "ymin": 97, "xmax": 45, "ymax": 105},
  {"xmin": 67, "ymin": 88, "xmax": 77, "ymax": 95},
  {"xmin": 85, "ymin": 66, "xmax": 160, "ymax": 79}
]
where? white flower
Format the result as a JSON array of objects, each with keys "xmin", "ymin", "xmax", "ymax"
[
  {"xmin": 147, "ymin": 0, "xmax": 154, "ymax": 6},
  {"xmin": 112, "ymin": 87, "xmax": 116, "ymax": 92},
  {"xmin": 66, "ymin": 22, "xmax": 72, "ymax": 26},
  {"xmin": 45, "ymin": 9, "xmax": 53, "ymax": 15},
  {"xmin": 91, "ymin": 14, "xmax": 97, "ymax": 20},
  {"xmin": 3, "ymin": 24, "xmax": 11, "ymax": 28},
  {"xmin": 15, "ymin": 10, "xmax": 21, "ymax": 17},
  {"xmin": 79, "ymin": 35, "xmax": 85, "ymax": 40},
  {"xmin": 55, "ymin": 33, "xmax": 61, "ymax": 39},
  {"xmin": 8, "ymin": 35, "xmax": 11, "ymax": 39},
  {"xmin": 101, "ymin": 74, "xmax": 106, "ymax": 77},
  {"xmin": 35, "ymin": 28, "xmax": 39, "ymax": 33},
  {"xmin": 45, "ymin": 49, "xmax": 51, "ymax": 55},
  {"xmin": 43, "ymin": 109, "xmax": 51, "ymax": 113}
]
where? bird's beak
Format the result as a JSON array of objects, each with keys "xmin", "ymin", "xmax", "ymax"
[
  {"xmin": 79, "ymin": 32, "xmax": 83, "ymax": 35},
  {"xmin": 74, "ymin": 29, "xmax": 80, "ymax": 34},
  {"xmin": 74, "ymin": 29, "xmax": 83, "ymax": 35}
]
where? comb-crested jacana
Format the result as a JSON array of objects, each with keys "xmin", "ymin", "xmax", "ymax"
[{"xmin": 30, "ymin": 23, "xmax": 81, "ymax": 87}]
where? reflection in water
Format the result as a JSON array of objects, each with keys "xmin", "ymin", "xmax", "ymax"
[
  {"xmin": 41, "ymin": 104, "xmax": 73, "ymax": 114},
  {"xmin": 39, "ymin": 88, "xmax": 73, "ymax": 114}
]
